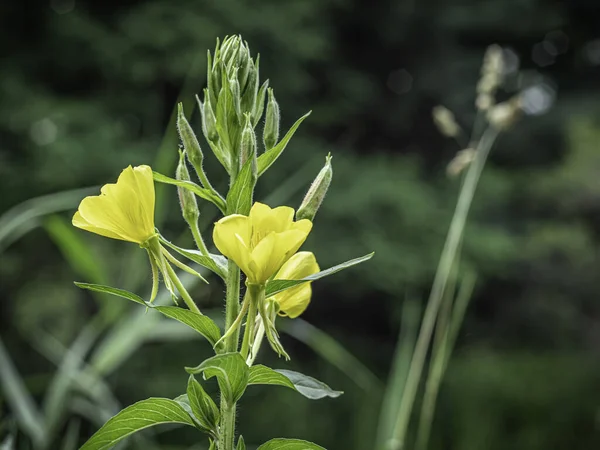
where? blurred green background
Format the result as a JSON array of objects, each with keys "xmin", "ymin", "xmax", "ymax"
[{"xmin": 2, "ymin": 0, "xmax": 600, "ymax": 449}]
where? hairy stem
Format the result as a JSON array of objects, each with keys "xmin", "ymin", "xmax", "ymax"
[
  {"xmin": 240, "ymin": 288, "xmax": 259, "ymax": 361},
  {"xmin": 164, "ymin": 262, "xmax": 202, "ymax": 315},
  {"xmin": 219, "ymin": 259, "xmax": 241, "ymax": 450},
  {"xmin": 189, "ymin": 217, "xmax": 210, "ymax": 257}
]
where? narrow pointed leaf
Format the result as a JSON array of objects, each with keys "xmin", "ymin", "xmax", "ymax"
[
  {"xmin": 185, "ymin": 353, "xmax": 249, "ymax": 404},
  {"xmin": 249, "ymin": 366, "xmax": 342, "ymax": 400},
  {"xmin": 80, "ymin": 398, "xmax": 194, "ymax": 450},
  {"xmin": 152, "ymin": 171, "xmax": 226, "ymax": 213},
  {"xmin": 237, "ymin": 436, "xmax": 247, "ymax": 450},
  {"xmin": 74, "ymin": 283, "xmax": 221, "ymax": 346},
  {"xmin": 265, "ymin": 253, "xmax": 374, "ymax": 297},
  {"xmin": 159, "ymin": 236, "xmax": 227, "ymax": 280},
  {"xmin": 226, "ymin": 157, "xmax": 256, "ymax": 215},
  {"xmin": 257, "ymin": 111, "xmax": 311, "ymax": 176},
  {"xmin": 257, "ymin": 439, "xmax": 326, "ymax": 450}
]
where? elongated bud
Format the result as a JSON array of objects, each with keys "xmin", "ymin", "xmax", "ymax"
[
  {"xmin": 229, "ymin": 68, "xmax": 242, "ymax": 122},
  {"xmin": 263, "ymin": 88, "xmax": 280, "ymax": 150},
  {"xmin": 487, "ymin": 96, "xmax": 522, "ymax": 130},
  {"xmin": 197, "ymin": 91, "xmax": 219, "ymax": 144},
  {"xmin": 240, "ymin": 114, "xmax": 257, "ymax": 175},
  {"xmin": 447, "ymin": 148, "xmax": 476, "ymax": 177},
  {"xmin": 176, "ymin": 149, "xmax": 199, "ymax": 222},
  {"xmin": 252, "ymin": 79, "xmax": 269, "ymax": 128},
  {"xmin": 432, "ymin": 106, "xmax": 460, "ymax": 138},
  {"xmin": 296, "ymin": 154, "xmax": 333, "ymax": 222},
  {"xmin": 177, "ymin": 103, "xmax": 205, "ymax": 180}
]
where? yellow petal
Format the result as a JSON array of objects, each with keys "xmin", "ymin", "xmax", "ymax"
[
  {"xmin": 73, "ymin": 165, "xmax": 156, "ymax": 244},
  {"xmin": 72, "ymin": 211, "xmax": 126, "ymax": 241},
  {"xmin": 250, "ymin": 229, "xmax": 309, "ymax": 283},
  {"xmin": 291, "ymin": 218, "xmax": 313, "ymax": 235},
  {"xmin": 275, "ymin": 284, "xmax": 312, "ymax": 318},
  {"xmin": 272, "ymin": 252, "xmax": 320, "ymax": 318},
  {"xmin": 275, "ymin": 251, "xmax": 319, "ymax": 280},
  {"xmin": 213, "ymin": 214, "xmax": 254, "ymax": 278}
]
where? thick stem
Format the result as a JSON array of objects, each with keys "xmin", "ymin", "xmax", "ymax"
[{"xmin": 219, "ymin": 259, "xmax": 241, "ymax": 450}]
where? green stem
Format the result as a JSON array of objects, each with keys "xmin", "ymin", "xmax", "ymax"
[
  {"xmin": 219, "ymin": 259, "xmax": 240, "ymax": 450},
  {"xmin": 389, "ymin": 127, "xmax": 499, "ymax": 449},
  {"xmin": 240, "ymin": 293, "xmax": 258, "ymax": 361},
  {"xmin": 164, "ymin": 262, "xmax": 202, "ymax": 315},
  {"xmin": 189, "ymin": 217, "xmax": 210, "ymax": 257}
]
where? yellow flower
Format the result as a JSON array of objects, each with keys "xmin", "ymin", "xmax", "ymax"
[
  {"xmin": 271, "ymin": 251, "xmax": 320, "ymax": 318},
  {"xmin": 73, "ymin": 165, "xmax": 156, "ymax": 245},
  {"xmin": 213, "ymin": 202, "xmax": 312, "ymax": 284}
]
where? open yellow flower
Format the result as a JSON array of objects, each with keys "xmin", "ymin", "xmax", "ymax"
[
  {"xmin": 270, "ymin": 251, "xmax": 320, "ymax": 318},
  {"xmin": 72, "ymin": 164, "xmax": 206, "ymax": 310},
  {"xmin": 213, "ymin": 202, "xmax": 312, "ymax": 284},
  {"xmin": 73, "ymin": 165, "xmax": 156, "ymax": 244}
]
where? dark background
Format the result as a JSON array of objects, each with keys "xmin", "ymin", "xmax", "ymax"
[{"xmin": 2, "ymin": 0, "xmax": 600, "ymax": 449}]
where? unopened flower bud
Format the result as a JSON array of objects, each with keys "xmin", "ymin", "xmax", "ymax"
[
  {"xmin": 263, "ymin": 88, "xmax": 280, "ymax": 150},
  {"xmin": 197, "ymin": 91, "xmax": 219, "ymax": 144},
  {"xmin": 176, "ymin": 149, "xmax": 199, "ymax": 222},
  {"xmin": 229, "ymin": 69, "xmax": 242, "ymax": 122},
  {"xmin": 177, "ymin": 103, "xmax": 205, "ymax": 179},
  {"xmin": 252, "ymin": 79, "xmax": 269, "ymax": 128},
  {"xmin": 296, "ymin": 154, "xmax": 333, "ymax": 222},
  {"xmin": 432, "ymin": 106, "xmax": 460, "ymax": 138},
  {"xmin": 240, "ymin": 114, "xmax": 257, "ymax": 177},
  {"xmin": 487, "ymin": 97, "xmax": 522, "ymax": 130}
]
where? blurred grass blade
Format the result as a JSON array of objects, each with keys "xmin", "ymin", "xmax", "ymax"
[
  {"xmin": 42, "ymin": 322, "xmax": 102, "ymax": 438},
  {"xmin": 281, "ymin": 318, "xmax": 381, "ymax": 393},
  {"xmin": 60, "ymin": 419, "xmax": 80, "ymax": 450},
  {"xmin": 0, "ymin": 187, "xmax": 97, "ymax": 253},
  {"xmin": 0, "ymin": 337, "xmax": 46, "ymax": 447},
  {"xmin": 388, "ymin": 128, "xmax": 499, "ymax": 449},
  {"xmin": 375, "ymin": 298, "xmax": 421, "ymax": 450},
  {"xmin": 29, "ymin": 328, "xmax": 120, "ymax": 416},
  {"xmin": 44, "ymin": 215, "xmax": 108, "ymax": 285},
  {"xmin": 415, "ymin": 270, "xmax": 476, "ymax": 450}
]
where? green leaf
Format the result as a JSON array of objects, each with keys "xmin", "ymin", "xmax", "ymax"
[
  {"xmin": 75, "ymin": 282, "xmax": 146, "ymax": 306},
  {"xmin": 265, "ymin": 252, "xmax": 374, "ymax": 297},
  {"xmin": 185, "ymin": 353, "xmax": 249, "ymax": 404},
  {"xmin": 249, "ymin": 366, "xmax": 342, "ymax": 400},
  {"xmin": 159, "ymin": 235, "xmax": 227, "ymax": 280},
  {"xmin": 186, "ymin": 375, "xmax": 220, "ymax": 433},
  {"xmin": 257, "ymin": 111, "xmax": 311, "ymax": 176},
  {"xmin": 237, "ymin": 436, "xmax": 246, "ymax": 450},
  {"xmin": 80, "ymin": 398, "xmax": 195, "ymax": 450},
  {"xmin": 74, "ymin": 283, "xmax": 221, "ymax": 346},
  {"xmin": 154, "ymin": 306, "xmax": 221, "ymax": 347},
  {"xmin": 257, "ymin": 438, "xmax": 326, "ymax": 450},
  {"xmin": 226, "ymin": 157, "xmax": 256, "ymax": 215},
  {"xmin": 152, "ymin": 171, "xmax": 226, "ymax": 213}
]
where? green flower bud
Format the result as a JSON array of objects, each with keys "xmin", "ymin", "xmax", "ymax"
[
  {"xmin": 263, "ymin": 88, "xmax": 280, "ymax": 150},
  {"xmin": 229, "ymin": 68, "xmax": 242, "ymax": 122},
  {"xmin": 239, "ymin": 113, "xmax": 257, "ymax": 177},
  {"xmin": 241, "ymin": 56, "xmax": 258, "ymax": 115},
  {"xmin": 252, "ymin": 79, "xmax": 269, "ymax": 128},
  {"xmin": 176, "ymin": 149, "xmax": 199, "ymax": 223},
  {"xmin": 197, "ymin": 91, "xmax": 219, "ymax": 144},
  {"xmin": 296, "ymin": 154, "xmax": 333, "ymax": 222},
  {"xmin": 177, "ymin": 103, "xmax": 205, "ymax": 179}
]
